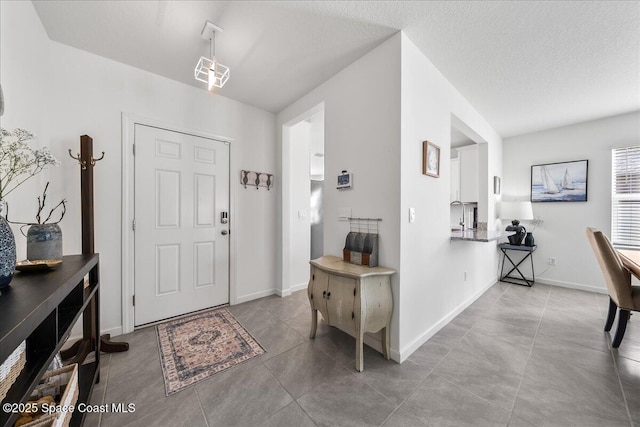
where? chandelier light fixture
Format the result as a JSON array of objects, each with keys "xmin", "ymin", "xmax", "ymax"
[{"xmin": 194, "ymin": 21, "xmax": 230, "ymax": 90}]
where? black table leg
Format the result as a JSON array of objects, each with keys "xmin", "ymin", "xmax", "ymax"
[{"xmin": 499, "ymin": 249, "xmax": 534, "ymax": 287}]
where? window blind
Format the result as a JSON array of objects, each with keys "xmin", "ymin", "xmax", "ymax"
[{"xmin": 612, "ymin": 146, "xmax": 640, "ymax": 249}]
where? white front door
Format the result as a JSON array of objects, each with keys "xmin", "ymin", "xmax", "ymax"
[{"xmin": 134, "ymin": 124, "xmax": 230, "ymax": 326}]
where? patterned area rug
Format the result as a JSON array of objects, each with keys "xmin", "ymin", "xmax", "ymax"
[{"xmin": 156, "ymin": 308, "xmax": 265, "ymax": 395}]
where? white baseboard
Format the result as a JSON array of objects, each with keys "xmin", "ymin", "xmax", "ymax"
[
  {"xmin": 535, "ymin": 277, "xmax": 607, "ymax": 294},
  {"xmin": 235, "ymin": 289, "xmax": 278, "ymax": 304},
  {"xmin": 291, "ymin": 282, "xmax": 308, "ymax": 292},
  {"xmin": 276, "ymin": 288, "xmax": 290, "ymax": 297},
  {"xmin": 396, "ymin": 277, "xmax": 496, "ymax": 362},
  {"xmin": 66, "ymin": 325, "xmax": 124, "ymax": 346},
  {"xmin": 103, "ymin": 325, "xmax": 124, "ymax": 337},
  {"xmin": 277, "ymin": 282, "xmax": 308, "ymax": 297}
]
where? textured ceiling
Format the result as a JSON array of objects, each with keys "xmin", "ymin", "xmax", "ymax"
[{"xmin": 32, "ymin": 1, "xmax": 639, "ymax": 137}]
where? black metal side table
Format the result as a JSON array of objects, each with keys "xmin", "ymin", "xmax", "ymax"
[{"xmin": 498, "ymin": 243, "xmax": 537, "ymax": 287}]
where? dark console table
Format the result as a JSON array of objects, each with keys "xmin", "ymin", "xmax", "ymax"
[
  {"xmin": 498, "ymin": 244, "xmax": 536, "ymax": 287},
  {"xmin": 0, "ymin": 254, "xmax": 100, "ymax": 427}
]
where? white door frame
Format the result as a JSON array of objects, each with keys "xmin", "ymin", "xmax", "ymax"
[
  {"xmin": 280, "ymin": 102, "xmax": 324, "ymax": 296},
  {"xmin": 121, "ymin": 113, "xmax": 236, "ymax": 334}
]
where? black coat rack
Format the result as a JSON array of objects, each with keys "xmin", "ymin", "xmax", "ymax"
[{"xmin": 63, "ymin": 135, "xmax": 128, "ymax": 363}]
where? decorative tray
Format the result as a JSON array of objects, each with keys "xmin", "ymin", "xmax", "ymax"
[{"xmin": 15, "ymin": 259, "xmax": 63, "ymax": 272}]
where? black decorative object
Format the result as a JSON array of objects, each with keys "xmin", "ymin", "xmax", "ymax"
[
  {"xmin": 506, "ymin": 220, "xmax": 527, "ymax": 246},
  {"xmin": 343, "ymin": 217, "xmax": 381, "ymax": 267},
  {"xmin": 500, "ymin": 201, "xmax": 534, "ymax": 246},
  {"xmin": 524, "ymin": 232, "xmax": 535, "ymax": 247}
]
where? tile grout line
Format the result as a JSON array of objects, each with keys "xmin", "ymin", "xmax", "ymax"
[
  {"xmin": 96, "ymin": 355, "xmax": 111, "ymax": 427},
  {"xmin": 434, "ymin": 374, "xmax": 513, "ymax": 423},
  {"xmin": 264, "ymin": 349, "xmax": 323, "ymax": 427},
  {"xmin": 505, "ymin": 284, "xmax": 552, "ymax": 424},
  {"xmin": 376, "ymin": 359, "xmax": 430, "ymax": 426},
  {"xmin": 378, "ymin": 403, "xmax": 425, "ymax": 427},
  {"xmin": 546, "ymin": 290, "xmax": 632, "ymax": 425},
  {"xmin": 192, "ymin": 382, "xmax": 211, "ymax": 427},
  {"xmin": 259, "ymin": 356, "xmax": 308, "ymax": 424},
  {"xmin": 290, "ymin": 352, "xmax": 398, "ymax": 426},
  {"xmin": 346, "ymin": 368, "xmax": 404, "ymax": 419},
  {"xmin": 382, "ymin": 282, "xmax": 516, "ymax": 425},
  {"xmin": 381, "ymin": 318, "xmax": 480, "ymax": 425},
  {"xmin": 607, "ymin": 336, "xmax": 635, "ymax": 426}
]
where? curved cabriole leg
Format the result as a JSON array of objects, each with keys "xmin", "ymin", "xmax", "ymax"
[
  {"xmin": 612, "ymin": 310, "xmax": 630, "ymax": 348},
  {"xmin": 309, "ymin": 309, "xmax": 318, "ymax": 339},
  {"xmin": 382, "ymin": 326, "xmax": 390, "ymax": 360},
  {"xmin": 604, "ymin": 297, "xmax": 617, "ymax": 332},
  {"xmin": 355, "ymin": 327, "xmax": 364, "ymax": 372}
]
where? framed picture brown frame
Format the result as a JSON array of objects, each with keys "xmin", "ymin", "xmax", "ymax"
[{"xmin": 423, "ymin": 140, "xmax": 440, "ymax": 178}]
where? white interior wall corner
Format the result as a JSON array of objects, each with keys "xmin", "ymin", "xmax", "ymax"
[
  {"xmin": 277, "ymin": 33, "xmax": 403, "ymax": 354},
  {"xmin": 2, "ymin": 1, "xmax": 278, "ymax": 334},
  {"xmin": 289, "ymin": 121, "xmax": 312, "ymax": 289},
  {"xmin": 502, "ymin": 111, "xmax": 640, "ymax": 293},
  {"xmin": 398, "ymin": 33, "xmax": 503, "ymax": 357}
]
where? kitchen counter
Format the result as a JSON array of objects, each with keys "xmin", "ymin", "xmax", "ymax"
[{"xmin": 450, "ymin": 229, "xmax": 504, "ymax": 242}]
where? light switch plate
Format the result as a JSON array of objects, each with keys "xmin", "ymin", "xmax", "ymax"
[{"xmin": 409, "ymin": 208, "xmax": 416, "ymax": 223}]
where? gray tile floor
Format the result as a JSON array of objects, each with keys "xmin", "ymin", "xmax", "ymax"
[{"xmin": 86, "ymin": 282, "xmax": 640, "ymax": 426}]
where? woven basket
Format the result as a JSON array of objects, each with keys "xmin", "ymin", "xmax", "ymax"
[
  {"xmin": 28, "ymin": 364, "xmax": 78, "ymax": 427},
  {"xmin": 14, "ymin": 415, "xmax": 56, "ymax": 427},
  {"xmin": 0, "ymin": 341, "xmax": 26, "ymax": 401}
]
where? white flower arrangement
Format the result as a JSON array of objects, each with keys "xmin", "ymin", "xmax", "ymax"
[
  {"xmin": 0, "ymin": 128, "xmax": 59, "ymax": 202},
  {"xmin": 528, "ymin": 217, "xmax": 544, "ymax": 232}
]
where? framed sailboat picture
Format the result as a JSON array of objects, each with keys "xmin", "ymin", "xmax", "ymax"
[{"xmin": 531, "ymin": 160, "xmax": 588, "ymax": 202}]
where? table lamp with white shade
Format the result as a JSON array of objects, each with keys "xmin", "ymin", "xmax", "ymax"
[{"xmin": 499, "ymin": 201, "xmax": 534, "ymax": 246}]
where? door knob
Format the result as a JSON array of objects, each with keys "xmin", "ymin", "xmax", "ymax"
[{"xmin": 221, "ymin": 230, "xmax": 228, "ymax": 235}]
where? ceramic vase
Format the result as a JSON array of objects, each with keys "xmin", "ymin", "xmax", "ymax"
[
  {"xmin": 26, "ymin": 223, "xmax": 62, "ymax": 261},
  {"xmin": 0, "ymin": 201, "xmax": 16, "ymax": 289},
  {"xmin": 524, "ymin": 232, "xmax": 535, "ymax": 247}
]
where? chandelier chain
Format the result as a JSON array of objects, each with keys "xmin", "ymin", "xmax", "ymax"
[{"xmin": 210, "ymin": 31, "xmax": 216, "ymax": 60}]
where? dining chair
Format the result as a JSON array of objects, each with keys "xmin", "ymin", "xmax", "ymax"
[{"xmin": 586, "ymin": 227, "xmax": 640, "ymax": 347}]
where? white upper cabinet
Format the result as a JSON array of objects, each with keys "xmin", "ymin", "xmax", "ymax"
[
  {"xmin": 457, "ymin": 144, "xmax": 479, "ymax": 203},
  {"xmin": 450, "ymin": 157, "xmax": 460, "ymax": 202}
]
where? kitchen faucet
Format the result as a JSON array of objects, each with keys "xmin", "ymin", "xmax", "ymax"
[{"xmin": 450, "ymin": 200, "xmax": 467, "ymax": 231}]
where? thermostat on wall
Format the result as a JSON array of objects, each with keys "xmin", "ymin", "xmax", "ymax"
[{"xmin": 337, "ymin": 170, "xmax": 353, "ymax": 189}]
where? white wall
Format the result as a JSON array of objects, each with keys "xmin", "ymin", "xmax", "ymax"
[
  {"xmin": 289, "ymin": 121, "xmax": 311, "ymax": 289},
  {"xmin": 277, "ymin": 32, "xmax": 503, "ymax": 361},
  {"xmin": 398, "ymin": 33, "xmax": 503, "ymax": 359},
  {"xmin": 0, "ymin": 1, "xmax": 51, "ymax": 258},
  {"xmin": 278, "ymin": 34, "xmax": 401, "ymax": 351},
  {"xmin": 309, "ymin": 113, "xmax": 325, "ymax": 180},
  {"xmin": 1, "ymin": 1, "xmax": 277, "ymax": 335},
  {"xmin": 503, "ymin": 111, "xmax": 640, "ymax": 293}
]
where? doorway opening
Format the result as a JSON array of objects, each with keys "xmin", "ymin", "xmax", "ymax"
[
  {"xmin": 449, "ymin": 114, "xmax": 488, "ymax": 231},
  {"xmin": 133, "ymin": 124, "xmax": 230, "ymax": 326},
  {"xmin": 281, "ymin": 103, "xmax": 325, "ymax": 295},
  {"xmin": 121, "ymin": 113, "xmax": 234, "ymax": 334}
]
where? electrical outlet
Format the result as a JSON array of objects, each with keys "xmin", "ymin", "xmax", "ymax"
[
  {"xmin": 549, "ymin": 257, "xmax": 557, "ymax": 266},
  {"xmin": 409, "ymin": 208, "xmax": 416, "ymax": 223}
]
